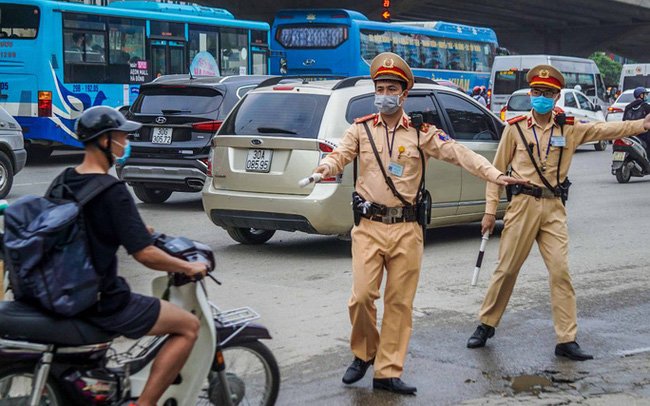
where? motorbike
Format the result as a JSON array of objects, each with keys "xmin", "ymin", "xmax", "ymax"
[
  {"xmin": 0, "ymin": 231, "xmax": 280, "ymax": 406},
  {"xmin": 611, "ymin": 135, "xmax": 650, "ymax": 183}
]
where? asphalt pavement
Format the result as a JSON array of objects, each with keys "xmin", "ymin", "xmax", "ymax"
[{"xmin": 8, "ymin": 143, "xmax": 650, "ymax": 405}]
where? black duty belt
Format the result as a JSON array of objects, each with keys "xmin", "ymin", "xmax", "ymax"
[
  {"xmin": 362, "ymin": 205, "xmax": 418, "ymax": 224},
  {"xmin": 517, "ymin": 185, "xmax": 559, "ymax": 199}
]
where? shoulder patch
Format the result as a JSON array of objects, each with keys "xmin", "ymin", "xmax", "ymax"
[
  {"xmin": 438, "ymin": 131, "xmax": 451, "ymax": 142},
  {"xmin": 354, "ymin": 113, "xmax": 377, "ymax": 124},
  {"xmin": 506, "ymin": 115, "xmax": 526, "ymax": 125},
  {"xmin": 564, "ymin": 116, "xmax": 575, "ymax": 125}
]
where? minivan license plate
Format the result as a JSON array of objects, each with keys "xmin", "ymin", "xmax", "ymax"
[
  {"xmin": 152, "ymin": 127, "xmax": 172, "ymax": 144},
  {"xmin": 246, "ymin": 149, "xmax": 273, "ymax": 173},
  {"xmin": 613, "ymin": 151, "xmax": 626, "ymax": 161}
]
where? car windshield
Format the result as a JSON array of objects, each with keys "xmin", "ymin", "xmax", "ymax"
[
  {"xmin": 132, "ymin": 86, "xmax": 224, "ymax": 115},
  {"xmin": 507, "ymin": 94, "xmax": 531, "ymax": 111},
  {"xmin": 616, "ymin": 93, "xmax": 635, "ymax": 104},
  {"xmin": 220, "ymin": 92, "xmax": 329, "ymax": 139}
]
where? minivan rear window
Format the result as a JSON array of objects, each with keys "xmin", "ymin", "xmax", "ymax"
[
  {"xmin": 132, "ymin": 87, "xmax": 224, "ymax": 115},
  {"xmin": 507, "ymin": 94, "xmax": 531, "ymax": 111},
  {"xmin": 0, "ymin": 4, "xmax": 40, "ymax": 39},
  {"xmin": 220, "ymin": 92, "xmax": 329, "ymax": 139}
]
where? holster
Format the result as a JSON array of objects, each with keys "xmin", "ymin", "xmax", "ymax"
[
  {"xmin": 352, "ymin": 192, "xmax": 363, "ymax": 226},
  {"xmin": 417, "ymin": 189, "xmax": 432, "ymax": 227},
  {"xmin": 505, "ymin": 183, "xmax": 523, "ymax": 201},
  {"xmin": 558, "ymin": 177, "xmax": 572, "ymax": 206}
]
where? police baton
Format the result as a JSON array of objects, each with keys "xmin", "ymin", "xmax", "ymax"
[
  {"xmin": 471, "ymin": 231, "xmax": 490, "ymax": 286},
  {"xmin": 298, "ymin": 173, "xmax": 322, "ymax": 188}
]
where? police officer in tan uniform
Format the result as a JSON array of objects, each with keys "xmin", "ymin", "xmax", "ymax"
[
  {"xmin": 313, "ymin": 53, "xmax": 527, "ymax": 394},
  {"xmin": 467, "ymin": 65, "xmax": 650, "ymax": 360}
]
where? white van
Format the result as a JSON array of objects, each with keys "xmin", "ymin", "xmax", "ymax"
[
  {"xmin": 489, "ymin": 55, "xmax": 609, "ymax": 114},
  {"xmin": 619, "ymin": 64, "xmax": 650, "ymax": 92}
]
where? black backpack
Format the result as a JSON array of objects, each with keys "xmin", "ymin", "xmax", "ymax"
[
  {"xmin": 623, "ymin": 103, "xmax": 649, "ymax": 121},
  {"xmin": 4, "ymin": 170, "xmax": 120, "ymax": 316}
]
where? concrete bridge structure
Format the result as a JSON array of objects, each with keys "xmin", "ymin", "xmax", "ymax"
[{"xmin": 203, "ymin": 0, "xmax": 650, "ymax": 62}]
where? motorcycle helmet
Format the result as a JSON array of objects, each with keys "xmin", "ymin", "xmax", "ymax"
[
  {"xmin": 472, "ymin": 86, "xmax": 481, "ymax": 95},
  {"xmin": 633, "ymin": 86, "xmax": 647, "ymax": 99},
  {"xmin": 75, "ymin": 106, "xmax": 141, "ymax": 144}
]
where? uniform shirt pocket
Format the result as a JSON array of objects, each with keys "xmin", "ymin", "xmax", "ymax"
[{"xmin": 359, "ymin": 142, "xmax": 383, "ymax": 172}]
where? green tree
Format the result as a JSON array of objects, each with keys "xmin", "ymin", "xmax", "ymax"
[{"xmin": 589, "ymin": 52, "xmax": 622, "ymax": 87}]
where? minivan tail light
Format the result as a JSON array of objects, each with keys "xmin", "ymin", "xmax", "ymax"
[
  {"xmin": 273, "ymin": 86, "xmax": 294, "ymax": 91},
  {"xmin": 318, "ymin": 141, "xmax": 340, "ymax": 183},
  {"xmin": 38, "ymin": 91, "xmax": 52, "ymax": 117},
  {"xmin": 614, "ymin": 138, "xmax": 633, "ymax": 146},
  {"xmin": 608, "ymin": 107, "xmax": 623, "ymax": 113},
  {"xmin": 487, "ymin": 88, "xmax": 492, "ymax": 110},
  {"xmin": 192, "ymin": 120, "xmax": 222, "ymax": 132},
  {"xmin": 500, "ymin": 106, "xmax": 506, "ymax": 121}
]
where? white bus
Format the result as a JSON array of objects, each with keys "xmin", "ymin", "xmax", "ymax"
[
  {"xmin": 489, "ymin": 55, "xmax": 608, "ymax": 114},
  {"xmin": 620, "ymin": 64, "xmax": 650, "ymax": 92}
]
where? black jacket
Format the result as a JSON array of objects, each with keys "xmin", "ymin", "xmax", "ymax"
[{"xmin": 623, "ymin": 99, "xmax": 650, "ymax": 121}]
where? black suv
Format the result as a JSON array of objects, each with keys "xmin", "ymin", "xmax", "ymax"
[{"xmin": 118, "ymin": 75, "xmax": 272, "ymax": 203}]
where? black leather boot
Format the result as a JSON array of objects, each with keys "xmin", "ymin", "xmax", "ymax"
[
  {"xmin": 555, "ymin": 341, "xmax": 593, "ymax": 361},
  {"xmin": 373, "ymin": 378, "xmax": 417, "ymax": 395},
  {"xmin": 342, "ymin": 357, "xmax": 374, "ymax": 384},
  {"xmin": 467, "ymin": 324, "xmax": 495, "ymax": 348}
]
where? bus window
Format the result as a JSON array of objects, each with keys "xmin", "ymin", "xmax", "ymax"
[
  {"xmin": 221, "ymin": 28, "xmax": 248, "ymax": 75},
  {"xmin": 390, "ymin": 32, "xmax": 422, "ymax": 68},
  {"xmin": 189, "ymin": 25, "xmax": 219, "ymax": 64},
  {"xmin": 63, "ymin": 14, "xmax": 108, "ymax": 83},
  {"xmin": 421, "ymin": 36, "xmax": 446, "ymax": 69},
  {"xmin": 360, "ymin": 30, "xmax": 392, "ymax": 64},
  {"xmin": 107, "ymin": 18, "xmax": 145, "ymax": 83},
  {"xmin": 595, "ymin": 74, "xmax": 607, "ymax": 101},
  {"xmin": 277, "ymin": 26, "xmax": 347, "ymax": 48},
  {"xmin": 0, "ymin": 3, "xmax": 39, "ymax": 39},
  {"xmin": 623, "ymin": 76, "xmax": 650, "ymax": 89}
]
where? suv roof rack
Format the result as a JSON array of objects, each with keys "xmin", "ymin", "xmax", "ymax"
[
  {"xmin": 255, "ymin": 75, "xmax": 346, "ymax": 89},
  {"xmin": 332, "ymin": 75, "xmax": 439, "ymax": 91}
]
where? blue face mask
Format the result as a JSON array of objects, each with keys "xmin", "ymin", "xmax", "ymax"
[
  {"xmin": 530, "ymin": 96, "xmax": 555, "ymax": 114},
  {"xmin": 112, "ymin": 140, "xmax": 131, "ymax": 165}
]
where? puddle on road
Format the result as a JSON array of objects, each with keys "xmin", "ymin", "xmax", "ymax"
[{"xmin": 506, "ymin": 374, "xmax": 553, "ymax": 394}]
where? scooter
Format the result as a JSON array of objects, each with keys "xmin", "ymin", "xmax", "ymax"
[
  {"xmin": 611, "ymin": 135, "xmax": 650, "ymax": 183},
  {"xmin": 0, "ymin": 232, "xmax": 280, "ymax": 406}
]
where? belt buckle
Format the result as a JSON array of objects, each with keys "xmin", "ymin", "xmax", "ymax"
[{"xmin": 386, "ymin": 207, "xmax": 403, "ymax": 218}]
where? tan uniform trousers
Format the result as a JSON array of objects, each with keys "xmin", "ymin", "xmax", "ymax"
[
  {"xmin": 478, "ymin": 194, "xmax": 577, "ymax": 343},
  {"xmin": 349, "ymin": 217, "xmax": 423, "ymax": 379}
]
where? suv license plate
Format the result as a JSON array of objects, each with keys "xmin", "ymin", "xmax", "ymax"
[
  {"xmin": 246, "ymin": 149, "xmax": 273, "ymax": 173},
  {"xmin": 613, "ymin": 151, "xmax": 626, "ymax": 161},
  {"xmin": 152, "ymin": 127, "xmax": 172, "ymax": 144}
]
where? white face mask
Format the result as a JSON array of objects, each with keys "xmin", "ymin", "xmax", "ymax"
[{"xmin": 374, "ymin": 92, "xmax": 405, "ymax": 115}]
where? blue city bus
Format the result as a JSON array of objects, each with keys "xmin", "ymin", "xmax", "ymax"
[
  {"xmin": 270, "ymin": 9, "xmax": 498, "ymax": 91},
  {"xmin": 0, "ymin": 0, "xmax": 269, "ymax": 157}
]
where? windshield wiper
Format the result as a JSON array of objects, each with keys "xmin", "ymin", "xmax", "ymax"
[
  {"xmin": 256, "ymin": 127, "xmax": 297, "ymax": 135},
  {"xmin": 161, "ymin": 109, "xmax": 191, "ymax": 115}
]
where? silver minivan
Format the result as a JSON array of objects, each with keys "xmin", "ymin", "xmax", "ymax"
[
  {"xmin": 0, "ymin": 106, "xmax": 26, "ymax": 198},
  {"xmin": 202, "ymin": 77, "xmax": 509, "ymax": 244}
]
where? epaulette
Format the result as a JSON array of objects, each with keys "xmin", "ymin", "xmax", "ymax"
[
  {"xmin": 506, "ymin": 115, "xmax": 526, "ymax": 125},
  {"xmin": 409, "ymin": 121, "xmax": 430, "ymax": 132},
  {"xmin": 354, "ymin": 113, "xmax": 377, "ymax": 124},
  {"xmin": 564, "ymin": 116, "xmax": 575, "ymax": 125}
]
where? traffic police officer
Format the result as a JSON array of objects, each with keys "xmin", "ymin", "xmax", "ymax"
[
  {"xmin": 467, "ymin": 65, "xmax": 650, "ymax": 360},
  {"xmin": 314, "ymin": 52, "xmax": 527, "ymax": 394}
]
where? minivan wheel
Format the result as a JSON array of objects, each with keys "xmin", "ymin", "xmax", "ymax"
[
  {"xmin": 0, "ymin": 151, "xmax": 13, "ymax": 199},
  {"xmin": 133, "ymin": 184, "xmax": 173, "ymax": 204},
  {"xmin": 594, "ymin": 140, "xmax": 607, "ymax": 151},
  {"xmin": 227, "ymin": 228, "xmax": 276, "ymax": 244}
]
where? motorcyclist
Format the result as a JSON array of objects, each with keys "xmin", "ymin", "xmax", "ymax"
[
  {"xmin": 65, "ymin": 106, "xmax": 207, "ymax": 406},
  {"xmin": 623, "ymin": 87, "xmax": 650, "ymax": 156},
  {"xmin": 471, "ymin": 85, "xmax": 487, "ymax": 107}
]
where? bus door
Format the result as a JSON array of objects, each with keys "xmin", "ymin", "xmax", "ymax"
[{"xmin": 150, "ymin": 40, "xmax": 186, "ymax": 77}]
